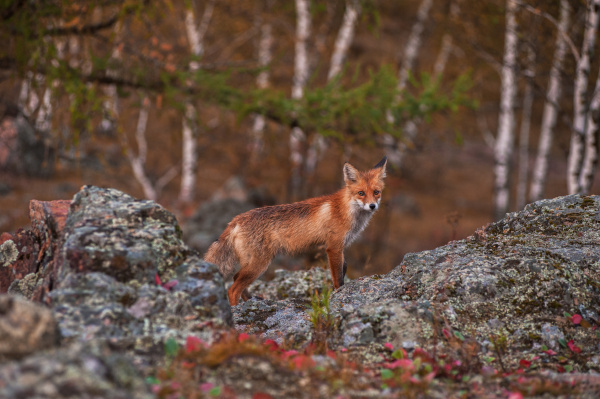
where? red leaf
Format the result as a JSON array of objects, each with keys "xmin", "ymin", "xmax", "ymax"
[
  {"xmin": 567, "ymin": 340, "xmax": 582, "ymax": 354},
  {"xmin": 557, "ymin": 365, "xmax": 566, "ymax": 373},
  {"xmin": 185, "ymin": 336, "xmax": 204, "ymax": 353},
  {"xmin": 264, "ymin": 339, "xmax": 279, "ymax": 351},
  {"xmin": 571, "ymin": 314, "xmax": 582, "ymax": 325},
  {"xmin": 326, "ymin": 350, "xmax": 337, "ymax": 359},
  {"xmin": 163, "ymin": 279, "xmax": 178, "ymax": 290},
  {"xmin": 384, "ymin": 342, "xmax": 394, "ymax": 350},
  {"xmin": 155, "ymin": 273, "xmax": 162, "ymax": 286},
  {"xmin": 442, "ymin": 328, "xmax": 451, "ymax": 339},
  {"xmin": 238, "ymin": 333, "xmax": 250, "ymax": 343},
  {"xmin": 544, "ymin": 349, "xmax": 557, "ymax": 356},
  {"xmin": 508, "ymin": 392, "xmax": 524, "ymax": 399},
  {"xmin": 519, "ymin": 359, "xmax": 532, "ymax": 368},
  {"xmin": 252, "ymin": 393, "xmax": 274, "ymax": 399}
]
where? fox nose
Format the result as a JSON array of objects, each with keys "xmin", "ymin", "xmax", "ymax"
[{"xmin": 369, "ymin": 203, "xmax": 376, "ymax": 210}]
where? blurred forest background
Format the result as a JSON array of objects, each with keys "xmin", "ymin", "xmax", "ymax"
[{"xmin": 1, "ymin": 0, "xmax": 600, "ymax": 276}]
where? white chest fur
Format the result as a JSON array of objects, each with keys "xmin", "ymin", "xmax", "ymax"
[{"xmin": 345, "ymin": 209, "xmax": 374, "ymax": 246}]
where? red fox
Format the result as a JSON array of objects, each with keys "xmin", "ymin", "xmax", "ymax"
[{"xmin": 204, "ymin": 157, "xmax": 387, "ymax": 306}]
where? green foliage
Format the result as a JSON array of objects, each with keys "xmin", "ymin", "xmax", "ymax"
[
  {"xmin": 308, "ymin": 286, "xmax": 333, "ymax": 330},
  {"xmin": 0, "ymin": 0, "xmax": 476, "ymax": 151}
]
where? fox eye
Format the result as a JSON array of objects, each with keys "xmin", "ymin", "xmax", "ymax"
[
  {"xmin": 358, "ymin": 191, "xmax": 365, "ymax": 196},
  {"xmin": 374, "ymin": 190, "xmax": 380, "ymax": 195}
]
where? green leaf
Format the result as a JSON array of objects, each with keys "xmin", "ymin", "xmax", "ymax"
[
  {"xmin": 380, "ymin": 369, "xmax": 394, "ymax": 380},
  {"xmin": 563, "ymin": 312, "xmax": 572, "ymax": 318},
  {"xmin": 558, "ymin": 338, "xmax": 567, "ymax": 349},
  {"xmin": 392, "ymin": 349, "xmax": 405, "ymax": 359},
  {"xmin": 453, "ymin": 331, "xmax": 465, "ymax": 341},
  {"xmin": 541, "ymin": 344, "xmax": 548, "ymax": 352},
  {"xmin": 145, "ymin": 376, "xmax": 160, "ymax": 385},
  {"xmin": 164, "ymin": 337, "xmax": 179, "ymax": 357},
  {"xmin": 564, "ymin": 364, "xmax": 573, "ymax": 372}
]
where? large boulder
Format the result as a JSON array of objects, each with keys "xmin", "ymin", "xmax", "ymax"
[{"xmin": 234, "ymin": 195, "xmax": 600, "ymax": 374}]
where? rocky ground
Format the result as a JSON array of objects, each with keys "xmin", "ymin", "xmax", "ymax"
[{"xmin": 1, "ymin": 186, "xmax": 599, "ymax": 398}]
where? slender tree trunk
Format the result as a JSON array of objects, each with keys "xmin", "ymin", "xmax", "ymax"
[
  {"xmin": 250, "ymin": 7, "xmax": 273, "ymax": 160},
  {"xmin": 578, "ymin": 1, "xmax": 600, "ymax": 194},
  {"xmin": 433, "ymin": 0, "xmax": 461, "ymax": 78},
  {"xmin": 290, "ymin": 0, "xmax": 311, "ymax": 198},
  {"xmin": 128, "ymin": 96, "xmax": 157, "ymax": 200},
  {"xmin": 179, "ymin": 0, "xmax": 215, "ymax": 204},
  {"xmin": 579, "ymin": 63, "xmax": 600, "ymax": 194},
  {"xmin": 516, "ymin": 43, "xmax": 535, "ymax": 210},
  {"xmin": 100, "ymin": 20, "xmax": 123, "ymax": 133},
  {"xmin": 305, "ymin": 0, "xmax": 361, "ymax": 177},
  {"xmin": 126, "ymin": 94, "xmax": 178, "ymax": 201},
  {"xmin": 384, "ymin": 0, "xmax": 433, "ymax": 167},
  {"xmin": 567, "ymin": 0, "xmax": 600, "ymax": 194},
  {"xmin": 530, "ymin": 0, "xmax": 570, "ymax": 202},
  {"xmin": 494, "ymin": 0, "xmax": 519, "ymax": 219}
]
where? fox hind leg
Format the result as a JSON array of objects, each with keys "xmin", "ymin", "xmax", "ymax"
[
  {"xmin": 228, "ymin": 255, "xmax": 270, "ymax": 306},
  {"xmin": 233, "ymin": 271, "xmax": 260, "ymax": 301}
]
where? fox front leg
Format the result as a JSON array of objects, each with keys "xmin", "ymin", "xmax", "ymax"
[{"xmin": 326, "ymin": 245, "xmax": 345, "ymax": 289}]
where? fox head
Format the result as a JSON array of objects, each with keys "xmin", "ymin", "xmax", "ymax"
[{"xmin": 343, "ymin": 156, "xmax": 387, "ymax": 212}]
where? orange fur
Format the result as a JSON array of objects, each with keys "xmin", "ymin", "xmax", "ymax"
[{"xmin": 204, "ymin": 157, "xmax": 387, "ymax": 306}]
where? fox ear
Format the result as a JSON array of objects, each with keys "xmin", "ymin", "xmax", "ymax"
[
  {"xmin": 343, "ymin": 162, "xmax": 359, "ymax": 184},
  {"xmin": 373, "ymin": 156, "xmax": 387, "ymax": 178}
]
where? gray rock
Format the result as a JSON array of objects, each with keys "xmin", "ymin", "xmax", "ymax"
[
  {"xmin": 0, "ymin": 294, "xmax": 59, "ymax": 360},
  {"xmin": 0, "ymin": 341, "xmax": 151, "ymax": 399},
  {"xmin": 540, "ymin": 324, "xmax": 565, "ymax": 350}
]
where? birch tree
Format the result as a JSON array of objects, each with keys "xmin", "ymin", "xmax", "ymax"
[
  {"xmin": 515, "ymin": 42, "xmax": 535, "ymax": 210},
  {"xmin": 99, "ymin": 20, "xmax": 123, "ymax": 133},
  {"xmin": 305, "ymin": 0, "xmax": 361, "ymax": 177},
  {"xmin": 494, "ymin": 0, "xmax": 518, "ymax": 219},
  {"xmin": 290, "ymin": 0, "xmax": 311, "ymax": 198},
  {"xmin": 180, "ymin": 0, "xmax": 215, "ymax": 204},
  {"xmin": 383, "ymin": 0, "xmax": 433, "ymax": 167},
  {"xmin": 567, "ymin": 0, "xmax": 600, "ymax": 195},
  {"xmin": 529, "ymin": 0, "xmax": 570, "ymax": 202},
  {"xmin": 249, "ymin": 3, "xmax": 273, "ymax": 160}
]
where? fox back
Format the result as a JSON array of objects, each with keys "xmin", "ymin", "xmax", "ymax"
[{"xmin": 204, "ymin": 156, "xmax": 387, "ymax": 305}]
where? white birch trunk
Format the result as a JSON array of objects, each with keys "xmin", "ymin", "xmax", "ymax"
[
  {"xmin": 530, "ymin": 0, "xmax": 570, "ymax": 202},
  {"xmin": 250, "ymin": 17, "xmax": 273, "ymax": 158},
  {"xmin": 305, "ymin": 0, "xmax": 361, "ymax": 176},
  {"xmin": 578, "ymin": 63, "xmax": 600, "ymax": 194},
  {"xmin": 384, "ymin": 0, "xmax": 433, "ymax": 167},
  {"xmin": 577, "ymin": 0, "xmax": 600, "ymax": 194},
  {"xmin": 327, "ymin": 0, "xmax": 361, "ymax": 81},
  {"xmin": 515, "ymin": 44, "xmax": 535, "ymax": 210},
  {"xmin": 100, "ymin": 21, "xmax": 123, "ymax": 133},
  {"xmin": 179, "ymin": 0, "xmax": 215, "ymax": 203},
  {"xmin": 494, "ymin": 0, "xmax": 519, "ymax": 219},
  {"xmin": 567, "ymin": 0, "xmax": 600, "ymax": 194},
  {"xmin": 433, "ymin": 1, "xmax": 461, "ymax": 78},
  {"xmin": 290, "ymin": 0, "xmax": 311, "ymax": 197},
  {"xmin": 128, "ymin": 97, "xmax": 157, "ymax": 200}
]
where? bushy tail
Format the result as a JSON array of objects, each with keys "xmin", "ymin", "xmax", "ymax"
[{"xmin": 204, "ymin": 226, "xmax": 237, "ymax": 278}]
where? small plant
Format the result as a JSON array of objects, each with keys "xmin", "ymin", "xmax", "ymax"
[{"xmin": 307, "ymin": 287, "xmax": 335, "ymax": 353}]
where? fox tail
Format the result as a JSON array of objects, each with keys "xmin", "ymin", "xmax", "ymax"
[{"xmin": 204, "ymin": 226, "xmax": 237, "ymax": 278}]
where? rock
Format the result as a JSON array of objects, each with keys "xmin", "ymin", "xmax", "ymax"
[
  {"xmin": 248, "ymin": 267, "xmax": 333, "ymax": 301},
  {"xmin": 55, "ymin": 186, "xmax": 189, "ymax": 284},
  {"xmin": 540, "ymin": 324, "xmax": 565, "ymax": 350},
  {"xmin": 29, "ymin": 199, "xmax": 70, "ymax": 241},
  {"xmin": 0, "ymin": 294, "xmax": 59, "ymax": 360},
  {"xmin": 0, "ymin": 239, "xmax": 18, "ymax": 267},
  {"xmin": 0, "ymin": 341, "xmax": 151, "ymax": 399},
  {"xmin": 231, "ymin": 194, "xmax": 600, "ymax": 374},
  {"xmin": 1, "ymin": 199, "xmax": 71, "ymax": 295}
]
